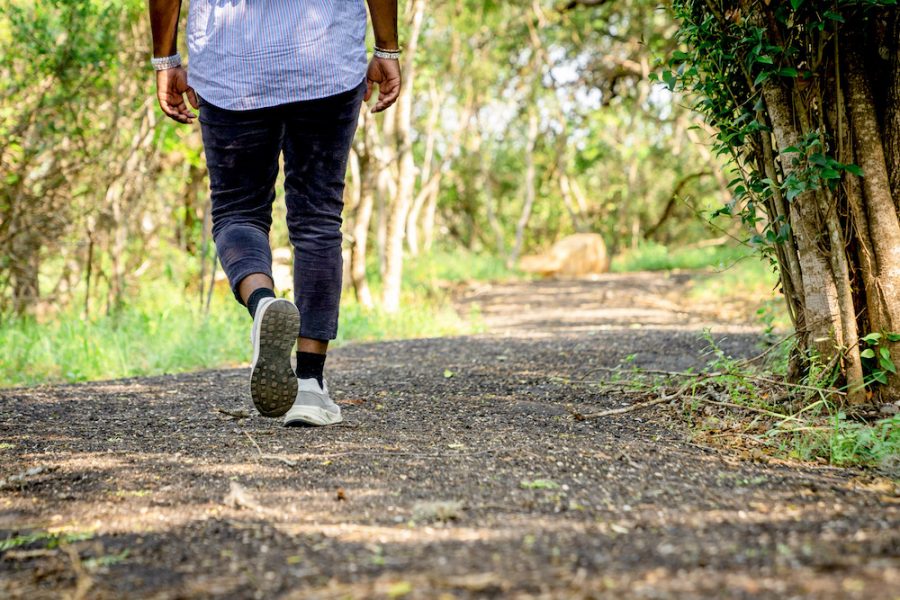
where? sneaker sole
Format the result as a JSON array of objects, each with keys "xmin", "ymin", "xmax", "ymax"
[
  {"xmin": 283, "ymin": 406, "xmax": 343, "ymax": 427},
  {"xmin": 250, "ymin": 299, "xmax": 299, "ymax": 418}
]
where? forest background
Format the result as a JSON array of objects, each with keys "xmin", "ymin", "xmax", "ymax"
[{"xmin": 2, "ymin": 0, "xmax": 771, "ymax": 386}]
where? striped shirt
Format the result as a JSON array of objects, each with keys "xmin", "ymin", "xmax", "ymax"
[{"xmin": 186, "ymin": 0, "xmax": 368, "ymax": 111}]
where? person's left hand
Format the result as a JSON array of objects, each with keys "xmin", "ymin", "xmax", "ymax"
[{"xmin": 365, "ymin": 57, "xmax": 402, "ymax": 113}]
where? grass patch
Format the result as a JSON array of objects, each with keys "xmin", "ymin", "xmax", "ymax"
[
  {"xmin": 401, "ymin": 247, "xmax": 519, "ymax": 287},
  {"xmin": 0, "ymin": 248, "xmax": 501, "ymax": 387},
  {"xmin": 587, "ymin": 333, "xmax": 899, "ymax": 473},
  {"xmin": 611, "ymin": 241, "xmax": 754, "ymax": 273},
  {"xmin": 613, "ymin": 241, "xmax": 788, "ymax": 329},
  {"xmin": 0, "ymin": 293, "xmax": 250, "ymax": 387},
  {"xmin": 688, "ymin": 335, "xmax": 900, "ymax": 473},
  {"xmin": 0, "ymin": 531, "xmax": 94, "ymax": 552}
]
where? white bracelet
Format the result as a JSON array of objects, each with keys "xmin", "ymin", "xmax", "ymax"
[
  {"xmin": 151, "ymin": 53, "xmax": 182, "ymax": 71},
  {"xmin": 373, "ymin": 47, "xmax": 402, "ymax": 60}
]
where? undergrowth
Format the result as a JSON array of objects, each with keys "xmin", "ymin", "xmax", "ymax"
[
  {"xmin": 610, "ymin": 241, "xmax": 754, "ymax": 273},
  {"xmin": 587, "ymin": 332, "xmax": 899, "ymax": 473},
  {"xmin": 0, "ymin": 248, "xmax": 496, "ymax": 387}
]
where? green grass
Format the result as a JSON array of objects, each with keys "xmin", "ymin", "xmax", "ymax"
[
  {"xmin": 0, "ymin": 292, "xmax": 251, "ymax": 386},
  {"xmin": 0, "ymin": 248, "xmax": 501, "ymax": 388},
  {"xmin": 772, "ymin": 412, "xmax": 900, "ymax": 472},
  {"xmin": 401, "ymin": 248, "xmax": 519, "ymax": 286},
  {"xmin": 611, "ymin": 241, "xmax": 755, "ymax": 273},
  {"xmin": 688, "ymin": 334, "xmax": 899, "ymax": 473}
]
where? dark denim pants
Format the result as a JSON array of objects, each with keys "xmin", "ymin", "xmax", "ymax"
[{"xmin": 198, "ymin": 81, "xmax": 365, "ymax": 340}]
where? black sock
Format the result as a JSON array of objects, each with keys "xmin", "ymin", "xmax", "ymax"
[
  {"xmin": 247, "ymin": 288, "xmax": 276, "ymax": 318},
  {"xmin": 296, "ymin": 351, "xmax": 326, "ymax": 387}
]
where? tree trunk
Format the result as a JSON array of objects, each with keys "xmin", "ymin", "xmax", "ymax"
[
  {"xmin": 382, "ymin": 0, "xmax": 426, "ymax": 312},
  {"xmin": 762, "ymin": 81, "xmax": 843, "ymax": 363},
  {"xmin": 843, "ymin": 34, "xmax": 900, "ymax": 398},
  {"xmin": 352, "ymin": 118, "xmax": 377, "ymax": 310},
  {"xmin": 884, "ymin": 12, "xmax": 900, "ymax": 207},
  {"xmin": 10, "ymin": 233, "xmax": 39, "ymax": 316},
  {"xmin": 508, "ymin": 112, "xmax": 539, "ymax": 267},
  {"xmin": 406, "ymin": 84, "xmax": 442, "ymax": 256},
  {"xmin": 421, "ymin": 180, "xmax": 441, "ymax": 252}
]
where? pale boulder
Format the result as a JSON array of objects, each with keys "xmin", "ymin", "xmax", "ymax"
[{"xmin": 519, "ymin": 233, "xmax": 610, "ymax": 278}]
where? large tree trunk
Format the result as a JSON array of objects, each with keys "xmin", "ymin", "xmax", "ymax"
[
  {"xmin": 761, "ymin": 81, "xmax": 843, "ymax": 363},
  {"xmin": 843, "ymin": 32, "xmax": 900, "ymax": 398},
  {"xmin": 672, "ymin": 1, "xmax": 900, "ymax": 404},
  {"xmin": 884, "ymin": 12, "xmax": 900, "ymax": 208},
  {"xmin": 382, "ymin": 0, "xmax": 426, "ymax": 313}
]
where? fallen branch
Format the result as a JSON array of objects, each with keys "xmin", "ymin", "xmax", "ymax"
[
  {"xmin": 572, "ymin": 377, "xmax": 707, "ymax": 420},
  {"xmin": 572, "ymin": 395, "xmax": 673, "ymax": 420},
  {"xmin": 696, "ymin": 396, "xmax": 801, "ymax": 422},
  {"xmin": 217, "ymin": 408, "xmax": 251, "ymax": 419},
  {"xmin": 243, "ymin": 431, "xmax": 298, "ymax": 467}
]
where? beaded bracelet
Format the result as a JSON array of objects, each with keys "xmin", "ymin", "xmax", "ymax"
[
  {"xmin": 373, "ymin": 46, "xmax": 402, "ymax": 60},
  {"xmin": 151, "ymin": 53, "xmax": 182, "ymax": 71}
]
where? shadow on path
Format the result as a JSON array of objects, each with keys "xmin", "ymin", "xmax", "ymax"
[{"xmin": 1, "ymin": 276, "xmax": 897, "ymax": 598}]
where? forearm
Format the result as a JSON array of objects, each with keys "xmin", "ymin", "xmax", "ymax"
[
  {"xmin": 149, "ymin": 0, "xmax": 182, "ymax": 57},
  {"xmin": 366, "ymin": 0, "xmax": 399, "ymax": 50}
]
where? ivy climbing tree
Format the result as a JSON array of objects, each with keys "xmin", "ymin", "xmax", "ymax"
[{"xmin": 664, "ymin": 0, "xmax": 900, "ymax": 404}]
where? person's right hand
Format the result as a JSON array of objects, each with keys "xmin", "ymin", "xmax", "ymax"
[
  {"xmin": 365, "ymin": 57, "xmax": 402, "ymax": 113},
  {"xmin": 156, "ymin": 66, "xmax": 199, "ymax": 124}
]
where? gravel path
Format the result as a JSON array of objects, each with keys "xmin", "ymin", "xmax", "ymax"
[{"xmin": 1, "ymin": 274, "xmax": 897, "ymax": 599}]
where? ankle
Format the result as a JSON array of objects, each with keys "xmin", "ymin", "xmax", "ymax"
[
  {"xmin": 295, "ymin": 351, "xmax": 326, "ymax": 387},
  {"xmin": 247, "ymin": 288, "xmax": 276, "ymax": 318}
]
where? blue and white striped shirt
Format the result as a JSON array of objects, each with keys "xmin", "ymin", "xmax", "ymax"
[{"xmin": 186, "ymin": 0, "xmax": 368, "ymax": 111}]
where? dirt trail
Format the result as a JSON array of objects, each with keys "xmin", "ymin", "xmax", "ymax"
[{"xmin": 1, "ymin": 274, "xmax": 897, "ymax": 599}]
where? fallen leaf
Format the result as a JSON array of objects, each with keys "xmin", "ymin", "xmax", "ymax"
[{"xmin": 388, "ymin": 581, "xmax": 412, "ymax": 598}]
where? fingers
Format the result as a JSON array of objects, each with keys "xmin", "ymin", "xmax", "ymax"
[
  {"xmin": 186, "ymin": 86, "xmax": 199, "ymax": 110},
  {"xmin": 156, "ymin": 69, "xmax": 196, "ymax": 125},
  {"xmin": 364, "ymin": 78, "xmax": 374, "ymax": 103},
  {"xmin": 372, "ymin": 77, "xmax": 401, "ymax": 113},
  {"xmin": 159, "ymin": 95, "xmax": 196, "ymax": 124}
]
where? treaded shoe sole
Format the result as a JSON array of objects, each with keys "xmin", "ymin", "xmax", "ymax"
[{"xmin": 250, "ymin": 299, "xmax": 299, "ymax": 417}]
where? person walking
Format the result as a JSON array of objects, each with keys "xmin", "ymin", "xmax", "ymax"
[{"xmin": 148, "ymin": 1, "xmax": 401, "ymax": 426}]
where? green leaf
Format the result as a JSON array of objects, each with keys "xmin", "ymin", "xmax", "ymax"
[
  {"xmin": 880, "ymin": 358, "xmax": 897, "ymax": 374},
  {"xmin": 880, "ymin": 347, "xmax": 891, "ymax": 360},
  {"xmin": 873, "ymin": 371, "xmax": 888, "ymax": 385},
  {"xmin": 843, "ymin": 163, "xmax": 864, "ymax": 176},
  {"xmin": 443, "ymin": 369, "xmax": 455, "ymax": 378},
  {"xmin": 520, "ymin": 479, "xmax": 559, "ymax": 490},
  {"xmin": 790, "ymin": 0, "xmax": 803, "ymax": 9},
  {"xmin": 860, "ymin": 348, "xmax": 875, "ymax": 359},
  {"xmin": 861, "ymin": 332, "xmax": 882, "ymax": 343},
  {"xmin": 753, "ymin": 71, "xmax": 771, "ymax": 86}
]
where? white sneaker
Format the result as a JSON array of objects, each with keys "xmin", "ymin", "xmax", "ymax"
[
  {"xmin": 249, "ymin": 297, "xmax": 300, "ymax": 417},
  {"xmin": 283, "ymin": 378, "xmax": 343, "ymax": 426}
]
